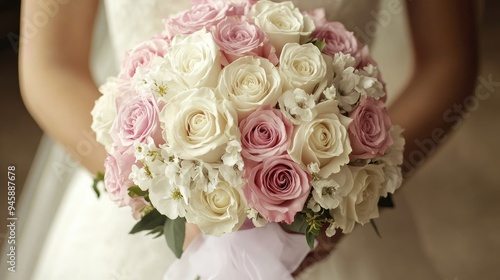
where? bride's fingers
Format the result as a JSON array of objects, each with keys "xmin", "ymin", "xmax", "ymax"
[
  {"xmin": 292, "ymin": 231, "xmax": 343, "ymax": 276},
  {"xmin": 183, "ymin": 223, "xmax": 202, "ymax": 250}
]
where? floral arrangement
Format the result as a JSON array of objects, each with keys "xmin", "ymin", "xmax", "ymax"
[{"xmin": 91, "ymin": 0, "xmax": 404, "ymax": 257}]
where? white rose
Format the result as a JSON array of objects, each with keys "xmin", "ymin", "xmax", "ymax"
[
  {"xmin": 332, "ymin": 164, "xmax": 385, "ymax": 233},
  {"xmin": 288, "ymin": 99, "xmax": 352, "ymax": 178},
  {"xmin": 311, "ymin": 165, "xmax": 354, "ymax": 210},
  {"xmin": 160, "ymin": 88, "xmax": 238, "ymax": 163},
  {"xmin": 149, "ymin": 176, "xmax": 190, "ymax": 219},
  {"xmin": 279, "ymin": 43, "xmax": 327, "ymax": 93},
  {"xmin": 249, "ymin": 1, "xmax": 315, "ymax": 55},
  {"xmin": 217, "ymin": 56, "xmax": 282, "ymax": 120},
  {"xmin": 91, "ymin": 78, "xmax": 121, "ymax": 153},
  {"xmin": 166, "ymin": 29, "xmax": 221, "ymax": 89},
  {"xmin": 186, "ymin": 181, "xmax": 247, "ymax": 236}
]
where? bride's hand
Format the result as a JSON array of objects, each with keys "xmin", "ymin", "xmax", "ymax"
[
  {"xmin": 292, "ymin": 227, "xmax": 344, "ymax": 276},
  {"xmin": 183, "ymin": 223, "xmax": 202, "ymax": 250}
]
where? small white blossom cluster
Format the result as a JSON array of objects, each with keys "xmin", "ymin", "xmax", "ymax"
[
  {"xmin": 319, "ymin": 53, "xmax": 386, "ymax": 113},
  {"xmin": 129, "ymin": 136, "xmax": 247, "ymax": 236}
]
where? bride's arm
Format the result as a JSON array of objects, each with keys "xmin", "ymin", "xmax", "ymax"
[
  {"xmin": 390, "ymin": 0, "xmax": 478, "ymax": 173},
  {"xmin": 19, "ymin": 0, "xmax": 106, "ymax": 175},
  {"xmin": 294, "ymin": 0, "xmax": 478, "ymax": 275},
  {"xmin": 19, "ymin": 0, "xmax": 202, "ymax": 248}
]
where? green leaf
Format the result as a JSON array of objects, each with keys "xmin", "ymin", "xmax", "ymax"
[
  {"xmin": 129, "ymin": 209, "xmax": 167, "ymax": 234},
  {"xmin": 306, "ymin": 230, "xmax": 316, "ymax": 249},
  {"xmin": 164, "ymin": 217, "xmax": 186, "ymax": 259},
  {"xmin": 281, "ymin": 213, "xmax": 308, "ymax": 234},
  {"xmin": 313, "ymin": 39, "xmax": 326, "ymax": 52},
  {"xmin": 92, "ymin": 172, "xmax": 104, "ymax": 198},
  {"xmin": 146, "ymin": 225, "xmax": 165, "ymax": 238},
  {"xmin": 128, "ymin": 186, "xmax": 148, "ymax": 198}
]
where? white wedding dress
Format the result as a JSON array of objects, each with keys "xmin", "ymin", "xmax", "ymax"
[{"xmin": 30, "ymin": 1, "xmax": 443, "ymax": 279}]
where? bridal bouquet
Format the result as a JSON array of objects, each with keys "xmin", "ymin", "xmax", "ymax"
[{"xmin": 91, "ymin": 0, "xmax": 404, "ymax": 257}]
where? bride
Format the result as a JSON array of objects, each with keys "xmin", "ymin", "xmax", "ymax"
[{"xmin": 18, "ymin": 0, "xmax": 478, "ymax": 279}]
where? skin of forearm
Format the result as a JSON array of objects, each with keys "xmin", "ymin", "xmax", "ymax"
[
  {"xmin": 389, "ymin": 57, "xmax": 478, "ymax": 175},
  {"xmin": 20, "ymin": 64, "xmax": 107, "ymax": 175},
  {"xmin": 19, "ymin": 0, "xmax": 105, "ymax": 175},
  {"xmin": 391, "ymin": 0, "xmax": 478, "ymax": 176}
]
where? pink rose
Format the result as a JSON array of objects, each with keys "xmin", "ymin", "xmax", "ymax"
[
  {"xmin": 312, "ymin": 21, "xmax": 363, "ymax": 65},
  {"xmin": 348, "ymin": 97, "xmax": 393, "ymax": 159},
  {"xmin": 212, "ymin": 17, "xmax": 278, "ymax": 66},
  {"xmin": 104, "ymin": 150, "xmax": 136, "ymax": 207},
  {"xmin": 243, "ymin": 155, "xmax": 311, "ymax": 224},
  {"xmin": 239, "ymin": 106, "xmax": 293, "ymax": 166},
  {"xmin": 110, "ymin": 93, "xmax": 164, "ymax": 152},
  {"xmin": 163, "ymin": 2, "xmax": 233, "ymax": 40},
  {"xmin": 302, "ymin": 8, "xmax": 328, "ymax": 28},
  {"xmin": 118, "ymin": 39, "xmax": 169, "ymax": 80},
  {"xmin": 191, "ymin": 0, "xmax": 256, "ymax": 15}
]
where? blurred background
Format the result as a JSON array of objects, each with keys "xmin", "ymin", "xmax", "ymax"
[
  {"xmin": 0, "ymin": 0, "xmax": 499, "ymax": 279},
  {"xmin": 0, "ymin": 0, "xmax": 43, "ymax": 253}
]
